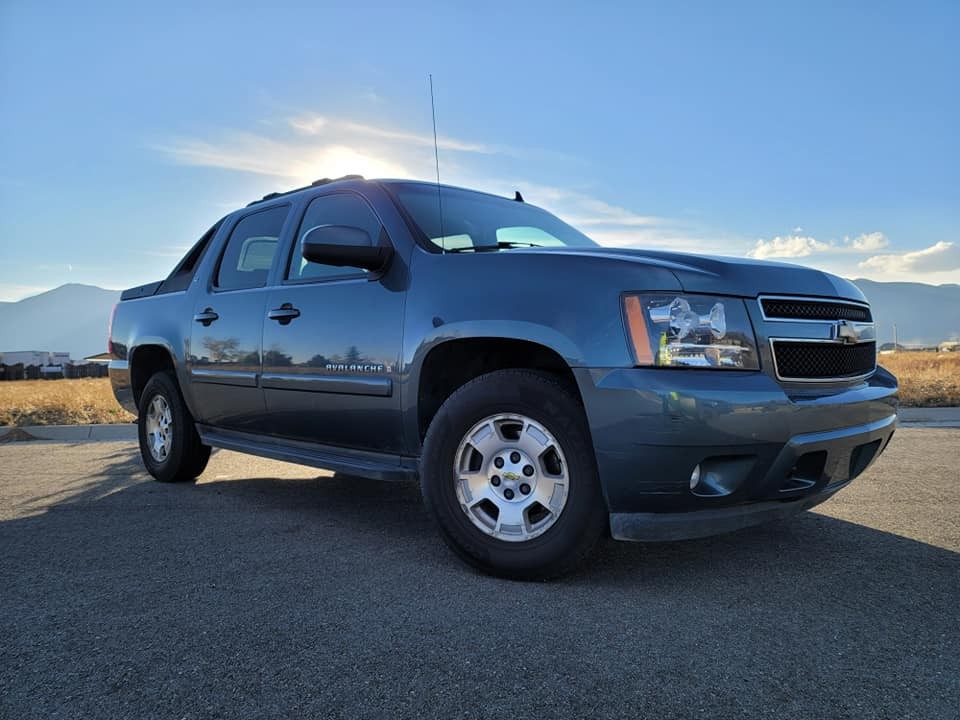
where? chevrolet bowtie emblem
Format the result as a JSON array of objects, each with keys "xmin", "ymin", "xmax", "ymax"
[{"xmin": 834, "ymin": 320, "xmax": 859, "ymax": 344}]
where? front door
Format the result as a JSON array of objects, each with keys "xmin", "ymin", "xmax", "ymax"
[
  {"xmin": 260, "ymin": 192, "xmax": 405, "ymax": 453},
  {"xmin": 187, "ymin": 204, "xmax": 289, "ymax": 432}
]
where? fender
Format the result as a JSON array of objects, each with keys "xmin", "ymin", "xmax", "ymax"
[
  {"xmin": 127, "ymin": 338, "xmax": 202, "ymax": 418},
  {"xmin": 401, "ymin": 320, "xmax": 587, "ymax": 455}
]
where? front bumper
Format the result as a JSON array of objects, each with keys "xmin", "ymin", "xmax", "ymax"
[{"xmin": 574, "ymin": 366, "xmax": 898, "ymax": 541}]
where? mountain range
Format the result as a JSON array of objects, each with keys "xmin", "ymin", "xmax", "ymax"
[
  {"xmin": 852, "ymin": 279, "xmax": 960, "ymax": 347},
  {"xmin": 0, "ymin": 284, "xmax": 120, "ymax": 361},
  {"xmin": 0, "ymin": 279, "xmax": 957, "ymax": 361}
]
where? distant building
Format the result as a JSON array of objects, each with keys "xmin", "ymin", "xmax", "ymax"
[
  {"xmin": 83, "ymin": 352, "xmax": 112, "ymax": 364},
  {"xmin": 1, "ymin": 351, "xmax": 72, "ymax": 381},
  {"xmin": 49, "ymin": 351, "xmax": 71, "ymax": 366},
  {"xmin": 0, "ymin": 350, "xmax": 107, "ymax": 380},
  {"xmin": 0, "ymin": 350, "xmax": 71, "ymax": 367},
  {"xmin": 940, "ymin": 341, "xmax": 960, "ymax": 352}
]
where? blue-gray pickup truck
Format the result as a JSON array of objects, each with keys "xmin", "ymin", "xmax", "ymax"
[{"xmin": 109, "ymin": 176, "xmax": 898, "ymax": 578}]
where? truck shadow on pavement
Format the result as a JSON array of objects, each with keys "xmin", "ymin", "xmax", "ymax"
[
  {"xmin": 1, "ymin": 444, "xmax": 957, "ymax": 718},
  {"xmin": 7, "ymin": 445, "xmax": 959, "ymax": 586}
]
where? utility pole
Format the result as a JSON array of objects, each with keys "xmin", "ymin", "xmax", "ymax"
[{"xmin": 893, "ymin": 322, "xmax": 898, "ymax": 352}]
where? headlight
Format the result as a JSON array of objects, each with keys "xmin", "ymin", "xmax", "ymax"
[{"xmin": 623, "ymin": 293, "xmax": 759, "ymax": 369}]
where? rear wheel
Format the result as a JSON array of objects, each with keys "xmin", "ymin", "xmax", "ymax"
[
  {"xmin": 421, "ymin": 369, "xmax": 606, "ymax": 580},
  {"xmin": 137, "ymin": 371, "xmax": 210, "ymax": 482}
]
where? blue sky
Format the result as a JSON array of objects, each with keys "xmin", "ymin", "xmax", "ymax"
[{"xmin": 1, "ymin": 0, "xmax": 957, "ymax": 301}]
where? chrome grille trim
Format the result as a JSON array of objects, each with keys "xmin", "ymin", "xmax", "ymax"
[
  {"xmin": 758, "ymin": 295, "xmax": 878, "ymax": 383},
  {"xmin": 758, "ymin": 294, "xmax": 872, "ymax": 323}
]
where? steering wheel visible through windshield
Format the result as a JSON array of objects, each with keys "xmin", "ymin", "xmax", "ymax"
[{"xmin": 386, "ymin": 182, "xmax": 598, "ymax": 253}]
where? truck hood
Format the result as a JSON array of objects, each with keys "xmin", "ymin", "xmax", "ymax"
[{"xmin": 522, "ymin": 247, "xmax": 866, "ymax": 301}]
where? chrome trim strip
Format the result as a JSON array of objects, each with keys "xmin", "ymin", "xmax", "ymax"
[
  {"xmin": 260, "ymin": 373, "xmax": 392, "ymax": 396},
  {"xmin": 189, "ymin": 368, "xmax": 259, "ymax": 387},
  {"xmin": 768, "ymin": 337, "xmax": 877, "ymax": 384},
  {"xmin": 757, "ymin": 294, "xmax": 872, "ymax": 323}
]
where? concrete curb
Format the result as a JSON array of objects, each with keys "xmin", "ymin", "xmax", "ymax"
[
  {"xmin": 1, "ymin": 408, "xmax": 959, "ymax": 444},
  {"xmin": 0, "ymin": 424, "xmax": 138, "ymax": 442},
  {"xmin": 897, "ymin": 407, "xmax": 960, "ymax": 428}
]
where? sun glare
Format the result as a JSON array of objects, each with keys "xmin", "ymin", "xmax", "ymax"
[{"xmin": 298, "ymin": 145, "xmax": 412, "ymax": 182}]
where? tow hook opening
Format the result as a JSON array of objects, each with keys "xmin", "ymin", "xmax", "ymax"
[{"xmin": 781, "ymin": 451, "xmax": 827, "ymax": 492}]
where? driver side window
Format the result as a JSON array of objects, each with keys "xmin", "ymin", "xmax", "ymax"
[{"xmin": 288, "ymin": 193, "xmax": 384, "ymax": 281}]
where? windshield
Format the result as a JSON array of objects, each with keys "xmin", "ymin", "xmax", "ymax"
[{"xmin": 388, "ymin": 182, "xmax": 597, "ymax": 252}]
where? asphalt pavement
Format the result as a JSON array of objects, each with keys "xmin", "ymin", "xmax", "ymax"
[{"xmin": 1, "ymin": 428, "xmax": 958, "ymax": 719}]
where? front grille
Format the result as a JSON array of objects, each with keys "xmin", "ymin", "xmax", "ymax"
[
  {"xmin": 761, "ymin": 298, "xmax": 872, "ymax": 322},
  {"xmin": 772, "ymin": 341, "xmax": 876, "ymax": 381}
]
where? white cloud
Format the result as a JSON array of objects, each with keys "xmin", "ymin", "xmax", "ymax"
[
  {"xmin": 289, "ymin": 114, "xmax": 493, "ymax": 153},
  {"xmin": 847, "ymin": 231, "xmax": 889, "ymax": 251},
  {"xmin": 859, "ymin": 241, "xmax": 960, "ymax": 274},
  {"xmin": 747, "ymin": 230, "xmax": 892, "ymax": 260},
  {"xmin": 150, "ymin": 115, "xmax": 958, "ymax": 283},
  {"xmin": 0, "ymin": 284, "xmax": 53, "ymax": 302},
  {"xmin": 463, "ymin": 179, "xmax": 729, "ymax": 253},
  {"xmin": 155, "ymin": 131, "xmax": 415, "ymax": 183},
  {"xmin": 499, "ymin": 182, "xmax": 659, "ymax": 230},
  {"xmin": 747, "ymin": 235, "xmax": 831, "ymax": 259},
  {"xmin": 154, "ymin": 112, "xmax": 503, "ymax": 187},
  {"xmin": 154, "ymin": 114, "xmax": 731, "ymax": 255}
]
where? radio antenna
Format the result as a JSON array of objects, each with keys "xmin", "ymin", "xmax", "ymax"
[{"xmin": 429, "ymin": 74, "xmax": 446, "ymax": 253}]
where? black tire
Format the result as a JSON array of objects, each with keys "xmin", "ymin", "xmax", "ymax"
[
  {"xmin": 421, "ymin": 369, "xmax": 607, "ymax": 580},
  {"xmin": 137, "ymin": 370, "xmax": 210, "ymax": 483}
]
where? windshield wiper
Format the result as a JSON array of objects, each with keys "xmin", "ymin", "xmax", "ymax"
[
  {"xmin": 444, "ymin": 241, "xmax": 541, "ymax": 254},
  {"xmin": 496, "ymin": 241, "xmax": 540, "ymax": 249}
]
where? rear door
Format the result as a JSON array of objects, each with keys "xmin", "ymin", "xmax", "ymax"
[
  {"xmin": 187, "ymin": 204, "xmax": 289, "ymax": 432},
  {"xmin": 260, "ymin": 191, "xmax": 405, "ymax": 452}
]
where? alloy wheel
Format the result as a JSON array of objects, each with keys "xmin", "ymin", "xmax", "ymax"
[{"xmin": 454, "ymin": 413, "xmax": 569, "ymax": 542}]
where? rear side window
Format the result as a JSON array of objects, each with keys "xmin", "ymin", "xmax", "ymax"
[
  {"xmin": 287, "ymin": 193, "xmax": 384, "ymax": 282},
  {"xmin": 216, "ymin": 206, "xmax": 288, "ymax": 290},
  {"xmin": 159, "ymin": 219, "xmax": 223, "ymax": 294}
]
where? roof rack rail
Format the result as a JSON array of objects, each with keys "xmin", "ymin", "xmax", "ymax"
[
  {"xmin": 246, "ymin": 175, "xmax": 365, "ymax": 207},
  {"xmin": 312, "ymin": 174, "xmax": 364, "ymax": 186}
]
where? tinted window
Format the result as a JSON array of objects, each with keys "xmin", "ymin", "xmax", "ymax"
[
  {"xmin": 159, "ymin": 219, "xmax": 223, "ymax": 294},
  {"xmin": 216, "ymin": 206, "xmax": 288, "ymax": 290},
  {"xmin": 288, "ymin": 193, "xmax": 383, "ymax": 281}
]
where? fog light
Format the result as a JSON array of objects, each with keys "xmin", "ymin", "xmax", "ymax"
[{"xmin": 689, "ymin": 464, "xmax": 701, "ymax": 490}]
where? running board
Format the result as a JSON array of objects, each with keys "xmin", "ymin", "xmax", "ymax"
[{"xmin": 196, "ymin": 425, "xmax": 418, "ymax": 482}]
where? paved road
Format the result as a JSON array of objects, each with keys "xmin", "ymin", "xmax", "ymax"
[{"xmin": 1, "ymin": 430, "xmax": 958, "ymax": 719}]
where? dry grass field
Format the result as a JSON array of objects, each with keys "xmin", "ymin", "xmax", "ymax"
[
  {"xmin": 879, "ymin": 351, "xmax": 960, "ymax": 407},
  {"xmin": 0, "ymin": 353, "xmax": 957, "ymax": 425},
  {"xmin": 0, "ymin": 378, "xmax": 134, "ymax": 426}
]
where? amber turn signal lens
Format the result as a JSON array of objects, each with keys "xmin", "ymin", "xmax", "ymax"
[{"xmin": 623, "ymin": 295, "xmax": 654, "ymax": 365}]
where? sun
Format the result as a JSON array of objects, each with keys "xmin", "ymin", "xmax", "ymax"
[{"xmin": 297, "ymin": 145, "xmax": 411, "ymax": 182}]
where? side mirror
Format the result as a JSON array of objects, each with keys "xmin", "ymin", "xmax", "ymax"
[{"xmin": 301, "ymin": 225, "xmax": 394, "ymax": 271}]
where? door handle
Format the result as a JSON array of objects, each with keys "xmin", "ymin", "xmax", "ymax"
[
  {"xmin": 267, "ymin": 303, "xmax": 301, "ymax": 325},
  {"xmin": 193, "ymin": 308, "xmax": 219, "ymax": 326}
]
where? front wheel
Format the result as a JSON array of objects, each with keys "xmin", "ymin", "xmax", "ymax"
[
  {"xmin": 137, "ymin": 371, "xmax": 210, "ymax": 483},
  {"xmin": 421, "ymin": 370, "xmax": 607, "ymax": 580}
]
